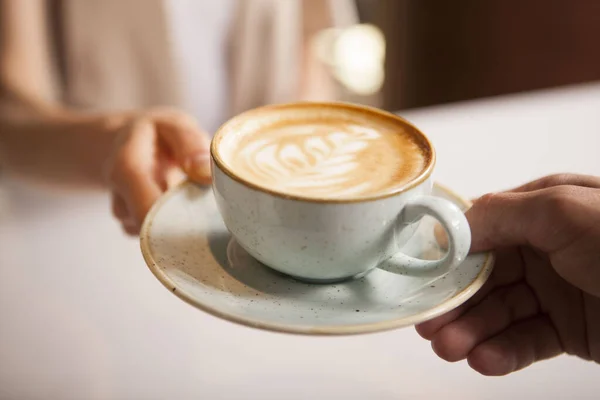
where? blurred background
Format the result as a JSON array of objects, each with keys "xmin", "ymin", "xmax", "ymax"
[
  {"xmin": 3, "ymin": 0, "xmax": 599, "ymax": 120},
  {"xmin": 323, "ymin": 0, "xmax": 600, "ymax": 110}
]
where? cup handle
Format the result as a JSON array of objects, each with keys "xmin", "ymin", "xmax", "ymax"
[{"xmin": 380, "ymin": 195, "xmax": 471, "ymax": 275}]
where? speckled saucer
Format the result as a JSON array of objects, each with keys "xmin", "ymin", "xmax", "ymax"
[{"xmin": 140, "ymin": 182, "xmax": 494, "ymax": 335}]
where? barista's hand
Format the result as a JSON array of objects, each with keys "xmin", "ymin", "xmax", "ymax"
[
  {"xmin": 417, "ymin": 174, "xmax": 600, "ymax": 375},
  {"xmin": 105, "ymin": 109, "xmax": 211, "ymax": 235}
]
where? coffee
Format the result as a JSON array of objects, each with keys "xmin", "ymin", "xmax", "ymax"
[{"xmin": 213, "ymin": 103, "xmax": 431, "ymax": 199}]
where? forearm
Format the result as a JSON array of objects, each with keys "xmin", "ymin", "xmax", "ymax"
[
  {"xmin": 0, "ymin": 98, "xmax": 126, "ymax": 187},
  {"xmin": 0, "ymin": 0, "xmax": 127, "ymax": 188}
]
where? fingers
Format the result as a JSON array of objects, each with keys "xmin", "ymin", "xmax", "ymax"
[
  {"xmin": 468, "ymin": 173, "xmax": 600, "ymax": 253},
  {"xmin": 416, "ymin": 247, "xmax": 526, "ymax": 339},
  {"xmin": 466, "ymin": 186, "xmax": 590, "ymax": 253},
  {"xmin": 508, "ymin": 173, "xmax": 600, "ymax": 193},
  {"xmin": 416, "ymin": 277, "xmax": 493, "ymax": 340},
  {"xmin": 181, "ymin": 153, "xmax": 211, "ymax": 184},
  {"xmin": 106, "ymin": 109, "xmax": 212, "ymax": 234},
  {"xmin": 110, "ymin": 175, "xmax": 161, "ymax": 234},
  {"xmin": 122, "ymin": 221, "xmax": 140, "ymax": 236},
  {"xmin": 429, "ymin": 283, "xmax": 539, "ymax": 362},
  {"xmin": 416, "ymin": 278, "xmax": 495, "ymax": 339},
  {"xmin": 416, "ymin": 305, "xmax": 471, "ymax": 340},
  {"xmin": 111, "ymin": 193, "xmax": 140, "ymax": 235},
  {"xmin": 111, "ymin": 193, "xmax": 129, "ymax": 220},
  {"xmin": 119, "ymin": 174, "xmax": 162, "ymax": 233},
  {"xmin": 150, "ymin": 110, "xmax": 212, "ymax": 184},
  {"xmin": 421, "ymin": 283, "xmax": 559, "ymax": 376},
  {"xmin": 109, "ymin": 120, "xmax": 163, "ymax": 232},
  {"xmin": 153, "ymin": 151, "xmax": 187, "ymax": 191},
  {"xmin": 467, "ymin": 317, "xmax": 563, "ymax": 376},
  {"xmin": 466, "ymin": 191, "xmax": 534, "ymax": 252}
]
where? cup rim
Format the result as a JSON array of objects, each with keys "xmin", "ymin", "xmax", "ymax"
[{"xmin": 210, "ymin": 101, "xmax": 436, "ymax": 204}]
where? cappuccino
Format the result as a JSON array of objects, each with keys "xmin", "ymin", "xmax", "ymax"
[{"xmin": 213, "ymin": 103, "xmax": 431, "ymax": 200}]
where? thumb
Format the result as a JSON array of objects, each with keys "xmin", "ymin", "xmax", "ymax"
[
  {"xmin": 466, "ymin": 192, "xmax": 533, "ymax": 252},
  {"xmin": 466, "ymin": 188, "xmax": 577, "ymax": 253},
  {"xmin": 152, "ymin": 111, "xmax": 212, "ymax": 184}
]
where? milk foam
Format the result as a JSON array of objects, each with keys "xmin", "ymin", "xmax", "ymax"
[
  {"xmin": 216, "ymin": 106, "xmax": 429, "ymax": 199},
  {"xmin": 236, "ymin": 124, "xmax": 383, "ymax": 197}
]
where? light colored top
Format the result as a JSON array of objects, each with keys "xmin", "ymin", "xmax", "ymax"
[
  {"xmin": 1, "ymin": 83, "xmax": 599, "ymax": 399},
  {"xmin": 58, "ymin": 0, "xmax": 358, "ymax": 132},
  {"xmin": 166, "ymin": 0, "xmax": 235, "ymax": 132}
]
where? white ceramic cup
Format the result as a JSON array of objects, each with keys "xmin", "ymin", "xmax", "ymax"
[{"xmin": 211, "ymin": 103, "xmax": 471, "ymax": 283}]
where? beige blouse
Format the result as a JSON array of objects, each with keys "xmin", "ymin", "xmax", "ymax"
[{"xmin": 52, "ymin": 0, "xmax": 357, "ymax": 126}]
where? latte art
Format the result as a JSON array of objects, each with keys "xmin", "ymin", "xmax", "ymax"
[
  {"xmin": 214, "ymin": 104, "xmax": 431, "ymax": 199},
  {"xmin": 236, "ymin": 124, "xmax": 412, "ymax": 197}
]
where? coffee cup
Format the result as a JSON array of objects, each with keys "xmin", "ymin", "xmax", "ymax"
[{"xmin": 210, "ymin": 102, "xmax": 470, "ymax": 283}]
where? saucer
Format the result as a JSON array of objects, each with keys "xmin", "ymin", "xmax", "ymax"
[{"xmin": 140, "ymin": 182, "xmax": 494, "ymax": 335}]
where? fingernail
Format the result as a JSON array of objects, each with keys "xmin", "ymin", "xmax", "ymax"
[{"xmin": 184, "ymin": 153, "xmax": 212, "ymax": 184}]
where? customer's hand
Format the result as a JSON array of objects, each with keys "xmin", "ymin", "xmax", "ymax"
[
  {"xmin": 105, "ymin": 108, "xmax": 211, "ymax": 235},
  {"xmin": 417, "ymin": 174, "xmax": 600, "ymax": 375}
]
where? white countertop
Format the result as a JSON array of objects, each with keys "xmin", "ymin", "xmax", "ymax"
[{"xmin": 1, "ymin": 83, "xmax": 600, "ymax": 399}]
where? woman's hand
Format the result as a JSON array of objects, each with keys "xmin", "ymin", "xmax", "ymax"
[{"xmin": 105, "ymin": 109, "xmax": 212, "ymax": 235}]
